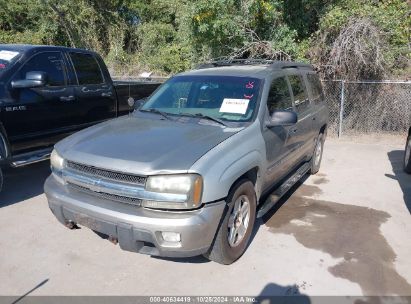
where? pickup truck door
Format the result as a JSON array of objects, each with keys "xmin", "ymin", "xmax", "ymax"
[
  {"xmin": 3, "ymin": 51, "xmax": 76, "ymax": 153},
  {"xmin": 262, "ymin": 76, "xmax": 296, "ymax": 190},
  {"xmin": 68, "ymin": 52, "xmax": 116, "ymax": 126},
  {"xmin": 285, "ymin": 73, "xmax": 315, "ymax": 169}
]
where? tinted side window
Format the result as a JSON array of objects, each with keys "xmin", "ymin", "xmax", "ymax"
[
  {"xmin": 288, "ymin": 75, "xmax": 309, "ymax": 113},
  {"xmin": 267, "ymin": 77, "xmax": 293, "ymax": 115},
  {"xmin": 16, "ymin": 52, "xmax": 66, "ymax": 86},
  {"xmin": 69, "ymin": 52, "xmax": 104, "ymax": 85},
  {"xmin": 307, "ymin": 74, "xmax": 324, "ymax": 102}
]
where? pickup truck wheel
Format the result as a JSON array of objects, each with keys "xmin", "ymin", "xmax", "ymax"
[
  {"xmin": 204, "ymin": 179, "xmax": 256, "ymax": 265},
  {"xmin": 0, "ymin": 168, "xmax": 3, "ymax": 193},
  {"xmin": 404, "ymin": 136, "xmax": 411, "ymax": 173},
  {"xmin": 310, "ymin": 133, "xmax": 324, "ymax": 174}
]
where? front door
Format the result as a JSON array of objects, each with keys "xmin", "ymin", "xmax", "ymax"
[
  {"xmin": 262, "ymin": 75, "xmax": 296, "ymax": 190},
  {"xmin": 3, "ymin": 51, "xmax": 75, "ymax": 153}
]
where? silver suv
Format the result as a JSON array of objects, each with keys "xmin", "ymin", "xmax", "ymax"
[{"xmin": 45, "ymin": 60, "xmax": 328, "ymax": 264}]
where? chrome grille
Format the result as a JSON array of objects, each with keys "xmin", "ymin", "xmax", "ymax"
[
  {"xmin": 66, "ymin": 161, "xmax": 146, "ymax": 185},
  {"xmin": 69, "ymin": 183, "xmax": 142, "ymax": 206}
]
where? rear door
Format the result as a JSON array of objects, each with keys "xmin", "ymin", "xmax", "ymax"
[
  {"xmin": 68, "ymin": 52, "xmax": 116, "ymax": 126},
  {"xmin": 286, "ymin": 73, "xmax": 315, "ymax": 166},
  {"xmin": 3, "ymin": 51, "xmax": 75, "ymax": 153},
  {"xmin": 262, "ymin": 75, "xmax": 295, "ymax": 189}
]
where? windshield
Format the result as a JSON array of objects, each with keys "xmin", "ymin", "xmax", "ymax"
[
  {"xmin": 141, "ymin": 75, "xmax": 262, "ymax": 123},
  {"xmin": 0, "ymin": 49, "xmax": 21, "ymax": 76}
]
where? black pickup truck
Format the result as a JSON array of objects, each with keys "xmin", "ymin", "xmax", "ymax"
[{"xmin": 0, "ymin": 44, "xmax": 161, "ymax": 192}]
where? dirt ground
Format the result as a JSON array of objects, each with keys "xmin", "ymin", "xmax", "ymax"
[{"xmin": 0, "ymin": 138, "xmax": 410, "ymax": 299}]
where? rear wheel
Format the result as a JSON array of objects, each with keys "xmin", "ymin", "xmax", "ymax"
[
  {"xmin": 404, "ymin": 136, "xmax": 411, "ymax": 174},
  {"xmin": 204, "ymin": 179, "xmax": 256, "ymax": 265},
  {"xmin": 311, "ymin": 133, "xmax": 324, "ymax": 174}
]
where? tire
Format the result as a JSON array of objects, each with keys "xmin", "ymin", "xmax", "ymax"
[
  {"xmin": 311, "ymin": 133, "xmax": 324, "ymax": 174},
  {"xmin": 404, "ymin": 136, "xmax": 411, "ymax": 174},
  {"xmin": 204, "ymin": 179, "xmax": 256, "ymax": 265},
  {"xmin": 0, "ymin": 168, "xmax": 3, "ymax": 193}
]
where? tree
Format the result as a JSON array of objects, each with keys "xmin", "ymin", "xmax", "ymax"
[
  {"xmin": 0, "ymin": 0, "xmax": 408, "ymax": 78},
  {"xmin": 309, "ymin": 0, "xmax": 411, "ymax": 79}
]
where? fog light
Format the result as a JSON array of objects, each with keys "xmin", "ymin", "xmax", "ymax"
[{"xmin": 161, "ymin": 231, "xmax": 181, "ymax": 242}]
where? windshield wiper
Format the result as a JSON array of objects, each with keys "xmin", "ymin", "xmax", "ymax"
[
  {"xmin": 178, "ymin": 112, "xmax": 227, "ymax": 127},
  {"xmin": 140, "ymin": 108, "xmax": 171, "ymax": 120}
]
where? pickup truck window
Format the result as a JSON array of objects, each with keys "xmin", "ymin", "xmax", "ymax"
[
  {"xmin": 15, "ymin": 52, "xmax": 66, "ymax": 86},
  {"xmin": 267, "ymin": 77, "xmax": 293, "ymax": 115},
  {"xmin": 141, "ymin": 76, "xmax": 261, "ymax": 122},
  {"xmin": 69, "ymin": 52, "xmax": 104, "ymax": 85},
  {"xmin": 288, "ymin": 75, "xmax": 309, "ymax": 113}
]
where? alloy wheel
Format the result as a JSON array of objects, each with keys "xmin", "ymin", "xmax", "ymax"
[{"xmin": 227, "ymin": 194, "xmax": 250, "ymax": 247}]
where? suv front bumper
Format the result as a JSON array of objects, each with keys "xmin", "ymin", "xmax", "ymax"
[{"xmin": 44, "ymin": 175, "xmax": 226, "ymax": 258}]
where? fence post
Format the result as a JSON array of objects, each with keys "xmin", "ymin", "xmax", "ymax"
[{"xmin": 338, "ymin": 80, "xmax": 345, "ymax": 138}]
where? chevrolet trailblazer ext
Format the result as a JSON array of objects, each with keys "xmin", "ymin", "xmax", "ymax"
[{"xmin": 45, "ymin": 60, "xmax": 328, "ymax": 264}]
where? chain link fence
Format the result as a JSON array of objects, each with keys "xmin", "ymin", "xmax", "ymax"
[{"xmin": 322, "ymin": 80, "xmax": 411, "ymax": 137}]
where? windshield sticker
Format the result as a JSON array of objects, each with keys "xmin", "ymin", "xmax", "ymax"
[
  {"xmin": 0, "ymin": 50, "xmax": 19, "ymax": 61},
  {"xmin": 244, "ymin": 94, "xmax": 254, "ymax": 99},
  {"xmin": 0, "ymin": 63, "xmax": 5, "ymax": 69},
  {"xmin": 219, "ymin": 98, "xmax": 250, "ymax": 115},
  {"xmin": 245, "ymin": 81, "xmax": 255, "ymax": 89}
]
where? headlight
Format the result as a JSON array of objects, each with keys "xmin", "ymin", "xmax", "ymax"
[
  {"xmin": 50, "ymin": 149, "xmax": 65, "ymax": 171},
  {"xmin": 143, "ymin": 174, "xmax": 203, "ymax": 210}
]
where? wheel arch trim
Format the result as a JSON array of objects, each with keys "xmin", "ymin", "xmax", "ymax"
[{"xmin": 218, "ymin": 150, "xmax": 263, "ymax": 201}]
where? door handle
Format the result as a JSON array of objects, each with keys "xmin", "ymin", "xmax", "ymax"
[
  {"xmin": 60, "ymin": 95, "xmax": 75, "ymax": 102},
  {"xmin": 312, "ymin": 116, "xmax": 316, "ymax": 121},
  {"xmin": 101, "ymin": 92, "xmax": 113, "ymax": 97}
]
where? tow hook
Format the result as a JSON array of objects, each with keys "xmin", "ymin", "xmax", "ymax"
[
  {"xmin": 65, "ymin": 220, "xmax": 79, "ymax": 230},
  {"xmin": 108, "ymin": 236, "xmax": 118, "ymax": 245}
]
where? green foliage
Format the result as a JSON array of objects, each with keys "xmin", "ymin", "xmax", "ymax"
[
  {"xmin": 0, "ymin": 0, "xmax": 409, "ymax": 78},
  {"xmin": 311, "ymin": 0, "xmax": 410, "ymax": 78},
  {"xmin": 283, "ymin": 0, "xmax": 338, "ymax": 39}
]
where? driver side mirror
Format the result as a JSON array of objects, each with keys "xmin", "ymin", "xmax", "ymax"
[
  {"xmin": 267, "ymin": 110, "xmax": 298, "ymax": 128},
  {"xmin": 11, "ymin": 71, "xmax": 47, "ymax": 89}
]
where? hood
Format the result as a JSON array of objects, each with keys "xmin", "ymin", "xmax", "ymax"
[{"xmin": 56, "ymin": 115, "xmax": 242, "ymax": 175}]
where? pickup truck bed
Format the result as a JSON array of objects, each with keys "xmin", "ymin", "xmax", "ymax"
[{"xmin": 113, "ymin": 81, "xmax": 161, "ymax": 114}]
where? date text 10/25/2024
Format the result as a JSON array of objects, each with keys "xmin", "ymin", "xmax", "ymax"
[{"xmin": 149, "ymin": 297, "xmax": 258, "ymax": 303}]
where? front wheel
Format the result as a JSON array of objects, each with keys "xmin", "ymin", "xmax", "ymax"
[
  {"xmin": 404, "ymin": 136, "xmax": 411, "ymax": 174},
  {"xmin": 204, "ymin": 179, "xmax": 256, "ymax": 265}
]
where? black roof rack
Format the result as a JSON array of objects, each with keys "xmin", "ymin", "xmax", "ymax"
[{"xmin": 196, "ymin": 58, "xmax": 313, "ymax": 70}]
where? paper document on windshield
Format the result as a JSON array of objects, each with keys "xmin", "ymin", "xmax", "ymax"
[
  {"xmin": 0, "ymin": 51, "xmax": 19, "ymax": 61},
  {"xmin": 219, "ymin": 98, "xmax": 250, "ymax": 115}
]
